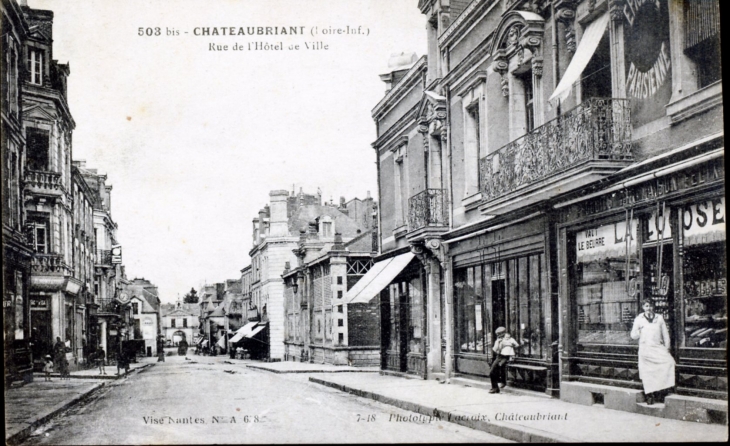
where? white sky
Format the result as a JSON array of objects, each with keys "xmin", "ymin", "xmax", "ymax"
[{"xmin": 30, "ymin": 0, "xmax": 427, "ymax": 303}]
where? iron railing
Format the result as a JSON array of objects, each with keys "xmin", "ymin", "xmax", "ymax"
[
  {"xmin": 408, "ymin": 188, "xmax": 449, "ymax": 231},
  {"xmin": 479, "ymin": 97, "xmax": 633, "ymax": 202},
  {"xmin": 96, "ymin": 249, "xmax": 112, "ymax": 266}
]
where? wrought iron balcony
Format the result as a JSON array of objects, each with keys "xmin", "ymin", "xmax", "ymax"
[
  {"xmin": 407, "ymin": 188, "xmax": 448, "ymax": 236},
  {"xmin": 24, "ymin": 169, "xmax": 64, "ymax": 198},
  {"xmin": 31, "ymin": 253, "xmax": 71, "ymax": 276},
  {"xmin": 97, "ymin": 298, "xmax": 120, "ymax": 314},
  {"xmin": 479, "ymin": 98, "xmax": 633, "ymax": 213},
  {"xmin": 96, "ymin": 249, "xmax": 112, "ymax": 266}
]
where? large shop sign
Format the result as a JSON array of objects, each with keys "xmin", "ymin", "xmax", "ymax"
[
  {"xmin": 576, "ymin": 220, "xmax": 638, "ymax": 262},
  {"xmin": 623, "ymin": 0, "xmax": 672, "ymax": 125},
  {"xmin": 682, "ymin": 197, "xmax": 725, "ymax": 246}
]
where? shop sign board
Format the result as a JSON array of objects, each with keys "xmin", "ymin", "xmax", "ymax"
[
  {"xmin": 682, "ymin": 197, "xmax": 725, "ymax": 245},
  {"xmin": 576, "ymin": 220, "xmax": 638, "ymax": 262}
]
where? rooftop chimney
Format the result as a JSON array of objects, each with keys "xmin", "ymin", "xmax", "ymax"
[{"xmin": 269, "ymin": 190, "xmax": 290, "ymax": 236}]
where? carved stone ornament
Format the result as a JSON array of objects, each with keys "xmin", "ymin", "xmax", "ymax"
[
  {"xmin": 555, "ymin": 1, "xmax": 577, "ymax": 55},
  {"xmin": 418, "ymin": 117, "xmax": 430, "ymax": 134},
  {"xmin": 507, "ymin": 24, "xmax": 522, "ymax": 49},
  {"xmin": 532, "ymin": 56, "xmax": 544, "ymax": 77},
  {"xmin": 439, "ymin": 125, "xmax": 449, "ymax": 143},
  {"xmin": 609, "ymin": 0, "xmax": 625, "ymax": 23},
  {"xmin": 491, "ymin": 51, "xmax": 510, "ymax": 98}
]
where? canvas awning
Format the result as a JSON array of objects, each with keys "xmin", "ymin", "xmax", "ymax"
[
  {"xmin": 216, "ymin": 337, "xmax": 226, "ymax": 348},
  {"xmin": 549, "ymin": 11, "xmax": 609, "ymax": 103},
  {"xmin": 345, "ymin": 252, "xmax": 415, "ymax": 304},
  {"xmin": 229, "ymin": 322, "xmax": 259, "ymax": 344},
  {"xmin": 244, "ymin": 325, "xmax": 266, "ymax": 339}
]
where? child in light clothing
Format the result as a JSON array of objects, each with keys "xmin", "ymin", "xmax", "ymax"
[
  {"xmin": 43, "ymin": 355, "xmax": 54, "ymax": 381},
  {"xmin": 489, "ymin": 327, "xmax": 522, "ymax": 393}
]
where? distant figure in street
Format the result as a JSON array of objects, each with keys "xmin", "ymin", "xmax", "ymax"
[
  {"xmin": 43, "ymin": 355, "xmax": 54, "ymax": 381},
  {"xmin": 236, "ymin": 346, "xmax": 243, "ymax": 360},
  {"xmin": 96, "ymin": 346, "xmax": 107, "ymax": 375},
  {"xmin": 488, "ymin": 327, "xmax": 521, "ymax": 394},
  {"xmin": 117, "ymin": 349, "xmax": 130, "ymax": 376},
  {"xmin": 178, "ymin": 339, "xmax": 188, "ymax": 357},
  {"xmin": 53, "ymin": 337, "xmax": 69, "ymax": 379},
  {"xmin": 631, "ymin": 300, "xmax": 676, "ymax": 405},
  {"xmin": 157, "ymin": 338, "xmax": 166, "ymax": 362}
]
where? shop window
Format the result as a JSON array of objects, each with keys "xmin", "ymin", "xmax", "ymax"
[
  {"xmin": 388, "ymin": 284, "xmax": 399, "ymax": 352},
  {"xmin": 26, "ymin": 127, "xmax": 49, "ymax": 171},
  {"xmin": 681, "ymin": 197, "xmax": 726, "ymax": 349},
  {"xmin": 581, "ymin": 31, "xmax": 612, "ymax": 100},
  {"xmin": 408, "ymin": 278, "xmax": 423, "ymax": 354},
  {"xmin": 455, "ymin": 266, "xmax": 485, "ymax": 353},
  {"xmin": 575, "ymin": 219, "xmax": 639, "ymax": 345}
]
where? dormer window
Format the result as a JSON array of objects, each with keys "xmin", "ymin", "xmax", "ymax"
[
  {"xmin": 27, "ymin": 48, "xmax": 43, "ymax": 85},
  {"xmin": 320, "ymin": 216, "xmax": 334, "ymax": 238}
]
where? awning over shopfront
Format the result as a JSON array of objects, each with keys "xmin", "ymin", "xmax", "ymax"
[
  {"xmin": 345, "ymin": 252, "xmax": 415, "ymax": 304},
  {"xmin": 549, "ymin": 11, "xmax": 609, "ymax": 103},
  {"xmin": 244, "ymin": 325, "xmax": 266, "ymax": 339},
  {"xmin": 216, "ymin": 337, "xmax": 226, "ymax": 348},
  {"xmin": 229, "ymin": 322, "xmax": 258, "ymax": 344}
]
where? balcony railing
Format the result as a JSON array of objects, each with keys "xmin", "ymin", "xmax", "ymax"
[
  {"xmin": 24, "ymin": 169, "xmax": 64, "ymax": 197},
  {"xmin": 479, "ymin": 98, "xmax": 633, "ymax": 203},
  {"xmin": 31, "ymin": 253, "xmax": 71, "ymax": 275},
  {"xmin": 98, "ymin": 298, "xmax": 119, "ymax": 314},
  {"xmin": 96, "ymin": 249, "xmax": 112, "ymax": 266},
  {"xmin": 408, "ymin": 188, "xmax": 448, "ymax": 232}
]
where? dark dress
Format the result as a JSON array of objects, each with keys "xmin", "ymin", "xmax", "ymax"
[{"xmin": 53, "ymin": 341, "xmax": 69, "ymax": 377}]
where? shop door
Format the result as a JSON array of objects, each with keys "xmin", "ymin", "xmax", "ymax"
[
  {"xmin": 398, "ymin": 282, "xmax": 409, "ymax": 372},
  {"xmin": 643, "ymin": 209, "xmax": 675, "ymax": 347}
]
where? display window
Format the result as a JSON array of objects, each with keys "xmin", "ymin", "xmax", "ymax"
[
  {"xmin": 455, "ymin": 254, "xmax": 546, "ymax": 359},
  {"xmin": 681, "ymin": 197, "xmax": 726, "ymax": 349},
  {"xmin": 408, "ymin": 278, "xmax": 424, "ymax": 354},
  {"xmin": 455, "ymin": 266, "xmax": 486, "ymax": 354},
  {"xmin": 575, "ymin": 218, "xmax": 639, "ymax": 345}
]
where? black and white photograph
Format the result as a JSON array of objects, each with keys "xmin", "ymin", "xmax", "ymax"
[{"xmin": 2, "ymin": 0, "xmax": 727, "ymax": 443}]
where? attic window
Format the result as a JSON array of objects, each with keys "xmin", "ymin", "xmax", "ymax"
[{"xmin": 27, "ymin": 48, "xmax": 43, "ymax": 85}]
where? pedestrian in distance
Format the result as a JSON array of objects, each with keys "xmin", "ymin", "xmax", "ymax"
[
  {"xmin": 631, "ymin": 299, "xmax": 676, "ymax": 405},
  {"xmin": 96, "ymin": 346, "xmax": 107, "ymax": 375},
  {"xmin": 53, "ymin": 337, "xmax": 69, "ymax": 380},
  {"xmin": 43, "ymin": 355, "xmax": 54, "ymax": 381},
  {"xmin": 488, "ymin": 326, "xmax": 522, "ymax": 394}
]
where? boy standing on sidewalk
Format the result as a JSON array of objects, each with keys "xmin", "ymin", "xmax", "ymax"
[
  {"xmin": 43, "ymin": 355, "xmax": 53, "ymax": 381},
  {"xmin": 489, "ymin": 326, "xmax": 521, "ymax": 394}
]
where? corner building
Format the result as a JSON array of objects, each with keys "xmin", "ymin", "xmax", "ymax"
[{"xmin": 359, "ymin": 0, "xmax": 724, "ymax": 415}]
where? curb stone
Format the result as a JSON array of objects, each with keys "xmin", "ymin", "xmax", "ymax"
[
  {"xmin": 308, "ymin": 377, "xmax": 579, "ymax": 443},
  {"xmin": 246, "ymin": 364, "xmax": 378, "ymax": 374}
]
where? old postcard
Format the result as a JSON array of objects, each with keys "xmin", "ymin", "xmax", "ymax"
[{"xmin": 3, "ymin": 0, "xmax": 727, "ymax": 444}]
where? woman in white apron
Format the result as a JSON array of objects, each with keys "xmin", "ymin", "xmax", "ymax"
[{"xmin": 630, "ymin": 300, "xmax": 676, "ymax": 405}]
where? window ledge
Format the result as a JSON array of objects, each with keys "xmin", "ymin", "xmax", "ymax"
[
  {"xmin": 462, "ymin": 192, "xmax": 482, "ymax": 211},
  {"xmin": 666, "ymin": 81, "xmax": 723, "ymax": 125},
  {"xmin": 393, "ymin": 225, "xmax": 408, "ymax": 238}
]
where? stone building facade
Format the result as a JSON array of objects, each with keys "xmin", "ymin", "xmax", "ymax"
[{"xmin": 353, "ymin": 0, "xmax": 724, "ymax": 420}]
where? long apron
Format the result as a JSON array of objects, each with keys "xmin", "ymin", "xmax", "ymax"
[{"xmin": 637, "ymin": 320, "xmax": 676, "ymax": 394}]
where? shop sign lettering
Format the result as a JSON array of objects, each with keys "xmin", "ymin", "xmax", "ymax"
[
  {"xmin": 682, "ymin": 197, "xmax": 725, "ymax": 237},
  {"xmin": 30, "ymin": 298, "xmax": 48, "ymax": 309},
  {"xmin": 576, "ymin": 221, "xmax": 637, "ymax": 260}
]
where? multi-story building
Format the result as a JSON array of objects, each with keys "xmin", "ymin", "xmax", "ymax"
[
  {"xmin": 240, "ymin": 265, "xmax": 255, "ymax": 323},
  {"xmin": 282, "ymin": 211, "xmax": 379, "ymax": 365},
  {"xmin": 354, "ymin": 0, "xmax": 724, "ymax": 418},
  {"xmin": 18, "ymin": 1, "xmax": 85, "ymax": 372},
  {"xmin": 2, "ymin": 0, "xmax": 34, "ymax": 384},
  {"xmin": 75, "ymin": 161, "xmax": 124, "ymax": 361},
  {"xmin": 126, "ymin": 278, "xmax": 161, "ymax": 357},
  {"xmin": 160, "ymin": 300, "xmax": 199, "ymax": 346}
]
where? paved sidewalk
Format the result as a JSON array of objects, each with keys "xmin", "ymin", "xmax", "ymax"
[
  {"xmin": 246, "ymin": 361, "xmax": 380, "ymax": 374},
  {"xmin": 309, "ymin": 373, "xmax": 728, "ymax": 443},
  {"xmin": 34, "ymin": 361, "xmax": 153, "ymax": 380},
  {"xmin": 5, "ymin": 379, "xmax": 105, "ymax": 445},
  {"xmin": 6, "ymin": 362, "xmax": 155, "ymax": 445}
]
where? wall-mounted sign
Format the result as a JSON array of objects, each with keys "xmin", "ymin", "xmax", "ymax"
[
  {"xmin": 111, "ymin": 245, "xmax": 122, "ymax": 264},
  {"xmin": 682, "ymin": 197, "xmax": 725, "ymax": 246},
  {"xmin": 576, "ymin": 220, "xmax": 638, "ymax": 262},
  {"xmin": 144, "ymin": 318, "xmax": 153, "ymax": 325},
  {"xmin": 623, "ymin": 0, "xmax": 672, "ymax": 125},
  {"xmin": 30, "ymin": 297, "xmax": 49, "ymax": 309}
]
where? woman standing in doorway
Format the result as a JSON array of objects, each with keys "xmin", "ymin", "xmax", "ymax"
[{"xmin": 631, "ymin": 300, "xmax": 675, "ymax": 405}]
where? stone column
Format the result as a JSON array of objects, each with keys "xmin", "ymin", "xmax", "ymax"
[
  {"xmin": 100, "ymin": 320, "xmax": 108, "ymax": 360},
  {"xmin": 425, "ymin": 257, "xmax": 442, "ymax": 377}
]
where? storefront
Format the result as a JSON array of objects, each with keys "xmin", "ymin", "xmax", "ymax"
[
  {"xmin": 447, "ymin": 215, "xmax": 559, "ymax": 394},
  {"xmin": 557, "ymin": 156, "xmax": 726, "ymax": 400}
]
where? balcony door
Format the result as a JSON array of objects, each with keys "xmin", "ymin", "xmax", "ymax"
[{"xmin": 582, "ymin": 31, "xmax": 613, "ymax": 100}]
